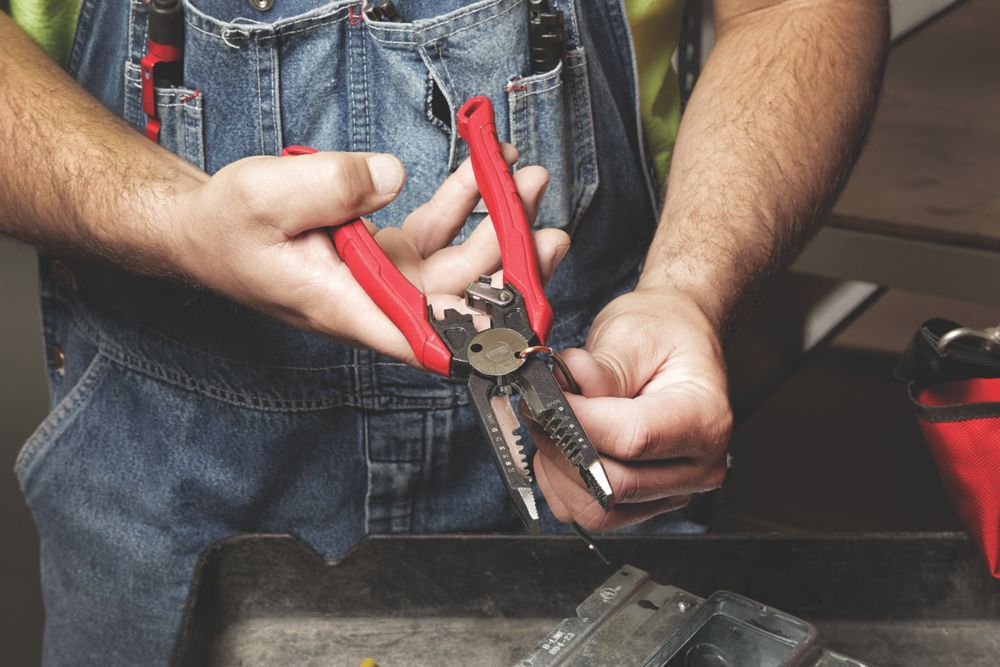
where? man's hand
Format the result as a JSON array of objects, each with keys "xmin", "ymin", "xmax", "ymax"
[
  {"xmin": 532, "ymin": 0, "xmax": 888, "ymax": 530},
  {"xmin": 169, "ymin": 146, "xmax": 568, "ymax": 367},
  {"xmin": 532, "ymin": 287, "xmax": 731, "ymax": 531},
  {"xmin": 0, "ymin": 15, "xmax": 568, "ymax": 370}
]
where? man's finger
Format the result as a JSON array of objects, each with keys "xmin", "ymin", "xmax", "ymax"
[
  {"xmin": 556, "ymin": 347, "xmax": 625, "ymax": 398},
  {"xmin": 537, "ymin": 426, "xmax": 723, "ymax": 504},
  {"xmin": 517, "ymin": 165, "xmax": 549, "ymax": 225},
  {"xmin": 419, "ymin": 165, "xmax": 548, "ymax": 294},
  {"xmin": 564, "ymin": 391, "xmax": 729, "ymax": 461},
  {"xmin": 533, "ymin": 228, "xmax": 571, "ymax": 286},
  {"xmin": 534, "ymin": 447, "xmax": 693, "ymax": 531},
  {"xmin": 372, "ymin": 226, "xmax": 423, "ymax": 285},
  {"xmin": 402, "ymin": 143, "xmax": 519, "ymax": 257},
  {"xmin": 244, "ymin": 151, "xmax": 406, "ymax": 236}
]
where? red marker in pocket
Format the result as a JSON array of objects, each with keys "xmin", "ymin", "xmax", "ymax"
[{"xmin": 141, "ymin": 0, "xmax": 184, "ymax": 143}]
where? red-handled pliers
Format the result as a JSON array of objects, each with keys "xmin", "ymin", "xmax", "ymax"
[{"xmin": 282, "ymin": 97, "xmax": 612, "ymax": 532}]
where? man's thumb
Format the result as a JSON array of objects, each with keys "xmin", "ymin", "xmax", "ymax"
[
  {"xmin": 557, "ymin": 347, "xmax": 628, "ymax": 398},
  {"xmin": 244, "ymin": 151, "xmax": 406, "ymax": 236}
]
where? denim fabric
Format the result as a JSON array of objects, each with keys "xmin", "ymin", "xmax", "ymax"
[{"xmin": 19, "ymin": 1, "xmax": 707, "ymax": 664}]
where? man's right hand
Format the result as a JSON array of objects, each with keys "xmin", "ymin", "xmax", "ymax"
[{"xmin": 167, "ymin": 147, "xmax": 568, "ymax": 367}]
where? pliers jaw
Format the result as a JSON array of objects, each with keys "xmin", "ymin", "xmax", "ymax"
[
  {"xmin": 431, "ymin": 280, "xmax": 543, "ymax": 532},
  {"xmin": 467, "ymin": 374, "xmax": 540, "ymax": 533},
  {"xmin": 434, "ymin": 279, "xmax": 613, "ymax": 533}
]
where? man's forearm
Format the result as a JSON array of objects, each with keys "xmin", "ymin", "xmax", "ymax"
[
  {"xmin": 0, "ymin": 14, "xmax": 206, "ymax": 276},
  {"xmin": 638, "ymin": 0, "xmax": 889, "ymax": 330}
]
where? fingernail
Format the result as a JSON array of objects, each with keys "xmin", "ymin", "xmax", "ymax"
[{"xmin": 367, "ymin": 154, "xmax": 404, "ymax": 194}]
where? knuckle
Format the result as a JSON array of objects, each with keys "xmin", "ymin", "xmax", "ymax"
[
  {"xmin": 618, "ymin": 419, "xmax": 652, "ymax": 460},
  {"xmin": 230, "ymin": 164, "xmax": 274, "ymax": 220},
  {"xmin": 323, "ymin": 157, "xmax": 366, "ymax": 211},
  {"xmin": 701, "ymin": 463, "xmax": 728, "ymax": 491},
  {"xmin": 706, "ymin": 393, "xmax": 734, "ymax": 443},
  {"xmin": 669, "ymin": 494, "xmax": 693, "ymax": 512},
  {"xmin": 572, "ymin": 500, "xmax": 615, "ymax": 533},
  {"xmin": 614, "ymin": 468, "xmax": 643, "ymax": 504}
]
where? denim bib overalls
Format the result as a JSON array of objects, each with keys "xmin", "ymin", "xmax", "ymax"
[{"xmin": 15, "ymin": 1, "xmax": 708, "ymax": 663}]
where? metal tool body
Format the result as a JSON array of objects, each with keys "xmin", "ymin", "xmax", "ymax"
[
  {"xmin": 437, "ymin": 276, "xmax": 613, "ymax": 531},
  {"xmin": 281, "ymin": 97, "xmax": 612, "ymax": 532}
]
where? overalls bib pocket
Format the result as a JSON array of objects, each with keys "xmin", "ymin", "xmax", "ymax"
[
  {"xmin": 121, "ymin": 0, "xmax": 206, "ymax": 169},
  {"xmin": 123, "ymin": 63, "xmax": 206, "ymax": 170},
  {"xmin": 506, "ymin": 46, "xmax": 599, "ymax": 234},
  {"xmin": 14, "ymin": 346, "xmax": 110, "ymax": 495},
  {"xmin": 364, "ymin": 0, "xmax": 599, "ymax": 234}
]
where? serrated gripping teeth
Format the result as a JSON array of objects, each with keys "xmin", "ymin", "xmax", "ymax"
[
  {"xmin": 581, "ymin": 461, "xmax": 613, "ymax": 511},
  {"xmin": 540, "ymin": 408, "xmax": 614, "ymax": 510}
]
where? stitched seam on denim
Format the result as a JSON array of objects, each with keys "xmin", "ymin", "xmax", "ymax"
[
  {"xmin": 14, "ymin": 354, "xmax": 109, "ymax": 488},
  {"xmin": 421, "ymin": 46, "xmax": 457, "ymax": 169},
  {"xmin": 105, "ymin": 350, "xmax": 353, "ymax": 411},
  {"xmin": 254, "ymin": 40, "xmax": 265, "ymax": 155},
  {"xmin": 363, "ymin": 410, "xmax": 372, "ymax": 531},
  {"xmin": 567, "ymin": 61, "xmax": 600, "ymax": 227},
  {"xmin": 507, "ymin": 82, "xmax": 523, "ymax": 171},
  {"xmin": 184, "ymin": 1, "xmax": 351, "ymax": 37},
  {"xmin": 419, "ymin": 0, "xmax": 523, "ymax": 41},
  {"xmin": 433, "ymin": 44, "xmax": 461, "ymax": 170},
  {"xmin": 193, "ymin": 94, "xmax": 207, "ymax": 170},
  {"xmin": 367, "ymin": 0, "xmax": 508, "ymax": 33},
  {"xmin": 551, "ymin": 310, "xmax": 583, "ymax": 333},
  {"xmin": 68, "ymin": 0, "xmax": 96, "ymax": 77},
  {"xmin": 184, "ymin": 11, "xmax": 351, "ymax": 48},
  {"xmin": 62, "ymin": 306, "xmax": 465, "ymax": 410},
  {"xmin": 567, "ymin": 49, "xmax": 597, "ymax": 227},
  {"xmin": 68, "ymin": 295, "xmax": 356, "ymax": 373},
  {"xmin": 369, "ymin": 0, "xmax": 517, "ymax": 41},
  {"xmin": 181, "ymin": 93, "xmax": 203, "ymax": 168},
  {"xmin": 272, "ymin": 41, "xmax": 284, "ymax": 153},
  {"xmin": 124, "ymin": 65, "xmax": 203, "ymax": 111},
  {"xmin": 126, "ymin": 0, "xmax": 137, "ymax": 63},
  {"xmin": 361, "ymin": 19, "xmax": 371, "ymax": 152},
  {"xmin": 367, "ymin": 0, "xmax": 524, "ymax": 45},
  {"xmin": 62, "ymin": 300, "xmax": 360, "ymax": 410},
  {"xmin": 513, "ymin": 80, "xmax": 564, "ymax": 101}
]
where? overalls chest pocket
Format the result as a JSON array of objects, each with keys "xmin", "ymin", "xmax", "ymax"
[
  {"xmin": 122, "ymin": 0, "xmax": 598, "ymax": 237},
  {"xmin": 122, "ymin": 0, "xmax": 206, "ymax": 170},
  {"xmin": 366, "ymin": 0, "xmax": 599, "ymax": 235}
]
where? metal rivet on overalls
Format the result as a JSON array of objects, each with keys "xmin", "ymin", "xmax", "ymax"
[
  {"xmin": 50, "ymin": 345, "xmax": 65, "ymax": 372},
  {"xmin": 50, "ymin": 260, "xmax": 77, "ymax": 292},
  {"xmin": 247, "ymin": 0, "xmax": 274, "ymax": 11}
]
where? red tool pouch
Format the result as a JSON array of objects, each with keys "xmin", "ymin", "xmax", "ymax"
[{"xmin": 897, "ymin": 318, "xmax": 1000, "ymax": 578}]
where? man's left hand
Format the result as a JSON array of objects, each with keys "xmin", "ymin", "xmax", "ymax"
[{"xmin": 531, "ymin": 287, "xmax": 732, "ymax": 531}]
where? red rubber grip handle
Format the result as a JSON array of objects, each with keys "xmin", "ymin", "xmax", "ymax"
[
  {"xmin": 456, "ymin": 97, "xmax": 552, "ymax": 342},
  {"xmin": 280, "ymin": 146, "xmax": 453, "ymax": 376},
  {"xmin": 140, "ymin": 41, "xmax": 182, "ymax": 143}
]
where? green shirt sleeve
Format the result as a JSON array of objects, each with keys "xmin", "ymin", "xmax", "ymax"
[
  {"xmin": 625, "ymin": 0, "xmax": 683, "ymax": 187},
  {"xmin": 10, "ymin": 0, "xmax": 82, "ymax": 65}
]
